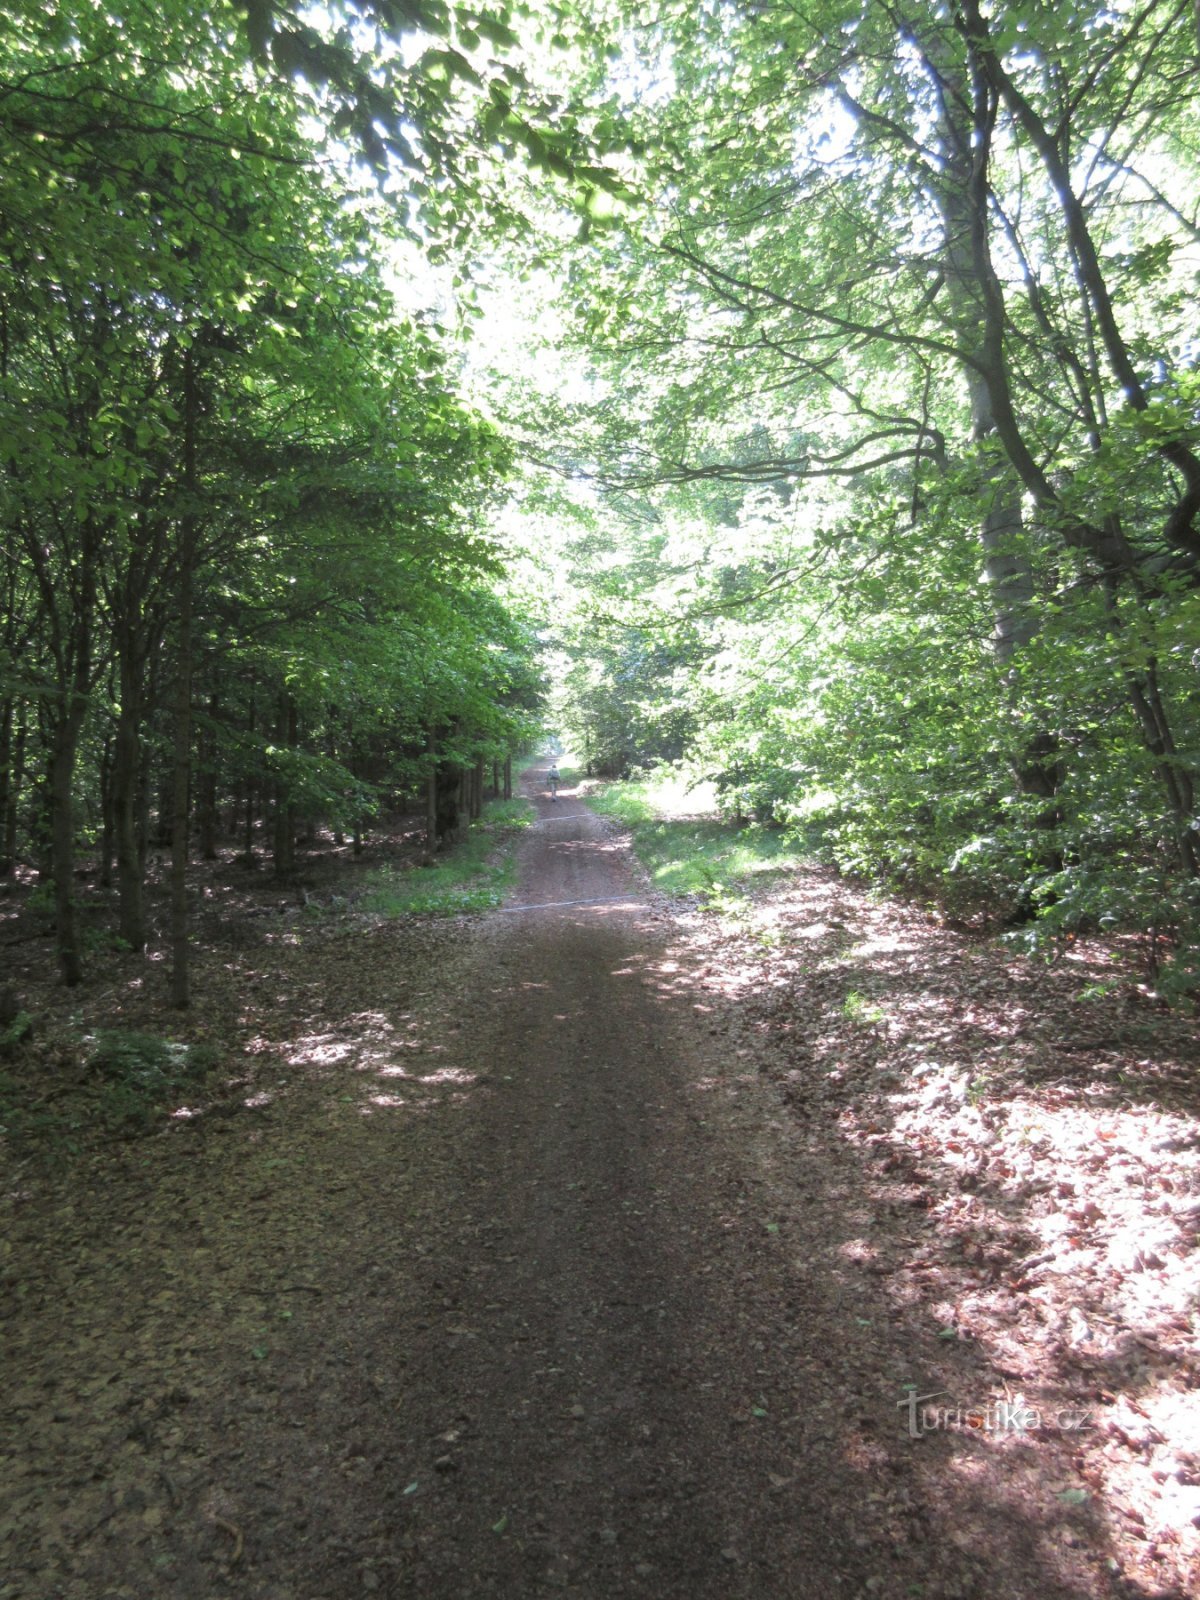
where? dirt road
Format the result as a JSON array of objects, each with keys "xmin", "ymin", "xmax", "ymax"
[{"xmin": 2, "ymin": 762, "xmax": 1130, "ymax": 1599}]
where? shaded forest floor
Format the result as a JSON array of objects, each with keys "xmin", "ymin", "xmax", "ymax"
[
  {"xmin": 2, "ymin": 777, "xmax": 1200, "ymax": 1597},
  {"xmin": 673, "ymin": 869, "xmax": 1200, "ymax": 1593}
]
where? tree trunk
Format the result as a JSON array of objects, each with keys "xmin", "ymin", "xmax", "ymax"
[
  {"xmin": 503, "ymin": 754, "xmax": 512, "ymax": 801},
  {"xmin": 198, "ymin": 691, "xmax": 219, "ymax": 860},
  {"xmin": 920, "ymin": 46, "xmax": 1063, "ymax": 831},
  {"xmin": 0, "ymin": 698, "xmax": 13, "ymax": 877},
  {"xmin": 923, "ymin": 44, "xmax": 1038, "ymax": 670},
  {"xmin": 243, "ymin": 781, "xmax": 255, "ymax": 857},
  {"xmin": 272, "ymin": 691, "xmax": 296, "ymax": 879},
  {"xmin": 435, "ymin": 760, "xmax": 461, "ymax": 849},
  {"xmin": 170, "ymin": 349, "xmax": 198, "ymax": 1010},
  {"xmin": 8, "ymin": 714, "xmax": 25, "ymax": 875},
  {"xmin": 426, "ymin": 765, "xmax": 438, "ymax": 858},
  {"xmin": 112, "ymin": 649, "xmax": 146, "ymax": 951},
  {"xmin": 48, "ymin": 712, "xmax": 85, "ymax": 985},
  {"xmin": 98, "ymin": 737, "xmax": 114, "ymax": 890}
]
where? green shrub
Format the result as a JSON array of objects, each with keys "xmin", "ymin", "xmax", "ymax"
[{"xmin": 0, "ymin": 1009, "xmax": 33, "ymax": 1059}]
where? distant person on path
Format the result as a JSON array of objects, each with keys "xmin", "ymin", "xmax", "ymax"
[{"xmin": 547, "ymin": 763, "xmax": 560, "ymax": 801}]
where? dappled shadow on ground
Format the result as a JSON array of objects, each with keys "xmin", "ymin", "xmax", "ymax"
[
  {"xmin": 4, "ymin": 804, "xmax": 1198, "ymax": 1597},
  {"xmin": 664, "ymin": 863, "xmax": 1200, "ymax": 1596}
]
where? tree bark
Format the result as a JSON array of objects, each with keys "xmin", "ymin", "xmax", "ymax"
[
  {"xmin": 7, "ymin": 715, "xmax": 25, "ymax": 875},
  {"xmin": 48, "ymin": 709, "xmax": 85, "ymax": 986},
  {"xmin": 0, "ymin": 698, "xmax": 13, "ymax": 877},
  {"xmin": 272, "ymin": 691, "xmax": 297, "ymax": 879},
  {"xmin": 425, "ymin": 734, "xmax": 439, "ymax": 857},
  {"xmin": 112, "ymin": 641, "xmax": 146, "ymax": 951},
  {"xmin": 435, "ymin": 760, "xmax": 461, "ymax": 849},
  {"xmin": 98, "ymin": 736, "xmax": 114, "ymax": 890},
  {"xmin": 198, "ymin": 691, "xmax": 220, "ymax": 860},
  {"xmin": 170, "ymin": 349, "xmax": 198, "ymax": 1009}
]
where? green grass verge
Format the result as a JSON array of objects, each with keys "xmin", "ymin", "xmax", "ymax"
[
  {"xmin": 588, "ymin": 772, "xmax": 809, "ymax": 902},
  {"xmin": 361, "ymin": 791, "xmax": 535, "ymax": 916}
]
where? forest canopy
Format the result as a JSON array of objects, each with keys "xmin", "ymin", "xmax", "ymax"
[
  {"xmin": 535, "ymin": 0, "xmax": 1200, "ymax": 998},
  {"xmin": 3, "ymin": 0, "xmax": 1200, "ymax": 997},
  {"xmin": 0, "ymin": 0, "xmax": 545, "ymax": 995}
]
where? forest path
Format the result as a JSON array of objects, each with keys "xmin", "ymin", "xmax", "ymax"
[{"xmin": 2, "ymin": 763, "xmax": 1123, "ymax": 1599}]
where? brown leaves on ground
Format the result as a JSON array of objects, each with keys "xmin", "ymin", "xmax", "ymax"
[
  {"xmin": 3, "ymin": 824, "xmax": 1200, "ymax": 1597},
  {"xmin": 673, "ymin": 866, "xmax": 1200, "ymax": 1596}
]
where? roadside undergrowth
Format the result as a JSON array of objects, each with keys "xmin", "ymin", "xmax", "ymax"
[
  {"xmin": 360, "ymin": 791, "xmax": 535, "ymax": 917},
  {"xmin": 589, "ymin": 770, "xmax": 809, "ymax": 911},
  {"xmin": 634, "ymin": 788, "xmax": 1200, "ymax": 1593}
]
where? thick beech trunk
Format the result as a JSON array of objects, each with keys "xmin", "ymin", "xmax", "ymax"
[{"xmin": 434, "ymin": 760, "xmax": 461, "ymax": 849}]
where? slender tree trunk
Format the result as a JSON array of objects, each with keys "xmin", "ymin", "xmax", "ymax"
[
  {"xmin": 503, "ymin": 754, "xmax": 512, "ymax": 802},
  {"xmin": 134, "ymin": 745, "xmax": 149, "ymax": 878},
  {"xmin": 170, "ymin": 350, "xmax": 198, "ymax": 1009},
  {"xmin": 48, "ymin": 710, "xmax": 85, "ymax": 985},
  {"xmin": 925, "ymin": 53, "xmax": 1037, "ymax": 669},
  {"xmin": 112, "ymin": 646, "xmax": 146, "ymax": 951},
  {"xmin": 98, "ymin": 737, "xmax": 114, "ymax": 890},
  {"xmin": 0, "ymin": 698, "xmax": 12, "ymax": 877},
  {"xmin": 272, "ymin": 696, "xmax": 300, "ymax": 876},
  {"xmin": 425, "ymin": 736, "xmax": 439, "ymax": 858},
  {"xmin": 1103, "ymin": 582, "xmax": 1200, "ymax": 877},
  {"xmin": 435, "ymin": 760, "xmax": 461, "ymax": 849},
  {"xmin": 240, "ymin": 675, "xmax": 257, "ymax": 859},
  {"xmin": 198, "ymin": 772, "xmax": 219, "ymax": 859},
  {"xmin": 46, "ymin": 584, "xmax": 95, "ymax": 984},
  {"xmin": 7, "ymin": 714, "xmax": 25, "ymax": 874},
  {"xmin": 198, "ymin": 691, "xmax": 219, "ymax": 860}
]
